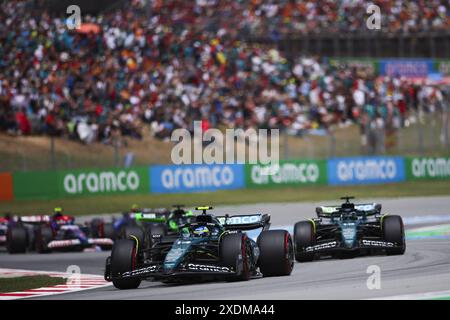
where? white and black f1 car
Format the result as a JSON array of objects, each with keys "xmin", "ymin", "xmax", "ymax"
[
  {"xmin": 5, "ymin": 214, "xmax": 114, "ymax": 253},
  {"xmin": 293, "ymin": 197, "xmax": 406, "ymax": 261},
  {"xmin": 105, "ymin": 206, "xmax": 294, "ymax": 289}
]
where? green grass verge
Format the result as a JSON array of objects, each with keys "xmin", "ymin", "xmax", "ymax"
[
  {"xmin": 0, "ymin": 275, "xmax": 66, "ymax": 293},
  {"xmin": 1, "ymin": 180, "xmax": 450, "ymax": 216}
]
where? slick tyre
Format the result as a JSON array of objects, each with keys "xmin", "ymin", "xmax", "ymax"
[
  {"xmin": 102, "ymin": 223, "xmax": 116, "ymax": 240},
  {"xmin": 382, "ymin": 215, "xmax": 406, "ymax": 255},
  {"xmin": 258, "ymin": 230, "xmax": 294, "ymax": 277},
  {"xmin": 6, "ymin": 226, "xmax": 27, "ymax": 254},
  {"xmin": 220, "ymin": 233, "xmax": 251, "ymax": 281},
  {"xmin": 99, "ymin": 223, "xmax": 116, "ymax": 251},
  {"xmin": 122, "ymin": 225, "xmax": 145, "ymax": 248},
  {"xmin": 35, "ymin": 225, "xmax": 53, "ymax": 254},
  {"xmin": 294, "ymin": 221, "xmax": 315, "ymax": 262},
  {"xmin": 89, "ymin": 218, "xmax": 103, "ymax": 238},
  {"xmin": 111, "ymin": 239, "xmax": 141, "ymax": 289}
]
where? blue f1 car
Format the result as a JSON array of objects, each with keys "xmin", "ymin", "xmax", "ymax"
[
  {"xmin": 105, "ymin": 206, "xmax": 294, "ymax": 289},
  {"xmin": 4, "ymin": 214, "xmax": 114, "ymax": 254},
  {"xmin": 293, "ymin": 196, "xmax": 406, "ymax": 262}
]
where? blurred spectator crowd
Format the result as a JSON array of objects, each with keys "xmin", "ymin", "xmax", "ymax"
[
  {"xmin": 191, "ymin": 0, "xmax": 450, "ymax": 37},
  {"xmin": 0, "ymin": 0, "xmax": 449, "ymax": 146}
]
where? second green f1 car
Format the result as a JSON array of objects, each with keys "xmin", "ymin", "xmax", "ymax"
[{"xmin": 293, "ymin": 196, "xmax": 406, "ymax": 262}]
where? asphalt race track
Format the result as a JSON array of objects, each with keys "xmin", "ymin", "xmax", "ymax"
[{"xmin": 2, "ymin": 195, "xmax": 450, "ymax": 300}]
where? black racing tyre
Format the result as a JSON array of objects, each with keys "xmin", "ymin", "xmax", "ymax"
[
  {"xmin": 220, "ymin": 233, "xmax": 251, "ymax": 281},
  {"xmin": 99, "ymin": 223, "xmax": 116, "ymax": 251},
  {"xmin": 382, "ymin": 215, "xmax": 406, "ymax": 255},
  {"xmin": 111, "ymin": 239, "xmax": 141, "ymax": 289},
  {"xmin": 6, "ymin": 226, "xmax": 28, "ymax": 254},
  {"xmin": 90, "ymin": 218, "xmax": 103, "ymax": 238},
  {"xmin": 122, "ymin": 225, "xmax": 145, "ymax": 248},
  {"xmin": 35, "ymin": 225, "xmax": 53, "ymax": 254},
  {"xmin": 294, "ymin": 221, "xmax": 316, "ymax": 262},
  {"xmin": 102, "ymin": 223, "xmax": 116, "ymax": 240},
  {"xmin": 27, "ymin": 227, "xmax": 36, "ymax": 251},
  {"xmin": 146, "ymin": 223, "xmax": 167, "ymax": 248},
  {"xmin": 257, "ymin": 230, "xmax": 294, "ymax": 277},
  {"xmin": 117, "ymin": 225, "xmax": 127, "ymax": 239}
]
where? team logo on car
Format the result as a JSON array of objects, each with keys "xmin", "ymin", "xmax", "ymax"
[
  {"xmin": 122, "ymin": 265, "xmax": 159, "ymax": 277},
  {"xmin": 305, "ymin": 241, "xmax": 337, "ymax": 252},
  {"xmin": 186, "ymin": 264, "xmax": 232, "ymax": 273},
  {"xmin": 362, "ymin": 240, "xmax": 394, "ymax": 247}
]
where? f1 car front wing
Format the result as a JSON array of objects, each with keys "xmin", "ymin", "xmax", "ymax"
[
  {"xmin": 105, "ymin": 257, "xmax": 244, "ymax": 281},
  {"xmin": 302, "ymin": 238, "xmax": 401, "ymax": 253}
]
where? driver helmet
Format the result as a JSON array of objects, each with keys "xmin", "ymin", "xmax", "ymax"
[
  {"xmin": 131, "ymin": 204, "xmax": 140, "ymax": 213},
  {"xmin": 193, "ymin": 226, "xmax": 210, "ymax": 237},
  {"xmin": 53, "ymin": 207, "xmax": 63, "ymax": 218}
]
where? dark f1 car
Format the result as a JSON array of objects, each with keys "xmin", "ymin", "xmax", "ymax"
[
  {"xmin": 293, "ymin": 197, "xmax": 406, "ymax": 262},
  {"xmin": 33, "ymin": 214, "xmax": 114, "ymax": 253},
  {"xmin": 105, "ymin": 206, "xmax": 294, "ymax": 289},
  {"xmin": 5, "ymin": 214, "xmax": 114, "ymax": 253},
  {"xmin": 114, "ymin": 205, "xmax": 195, "ymax": 246}
]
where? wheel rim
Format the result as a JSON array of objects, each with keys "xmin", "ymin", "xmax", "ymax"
[{"xmin": 285, "ymin": 232, "xmax": 294, "ymax": 272}]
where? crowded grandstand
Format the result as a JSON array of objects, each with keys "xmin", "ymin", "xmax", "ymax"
[{"xmin": 0, "ymin": 0, "xmax": 449, "ymax": 149}]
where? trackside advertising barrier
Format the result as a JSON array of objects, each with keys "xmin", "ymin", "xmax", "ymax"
[
  {"xmin": 13, "ymin": 171, "xmax": 59, "ymax": 200},
  {"xmin": 0, "ymin": 172, "xmax": 14, "ymax": 201},
  {"xmin": 12, "ymin": 167, "xmax": 150, "ymax": 200},
  {"xmin": 406, "ymin": 157, "xmax": 450, "ymax": 180},
  {"xmin": 245, "ymin": 160, "xmax": 327, "ymax": 188},
  {"xmin": 327, "ymin": 156, "xmax": 405, "ymax": 185},
  {"xmin": 60, "ymin": 167, "xmax": 149, "ymax": 197},
  {"xmin": 379, "ymin": 59, "xmax": 433, "ymax": 78},
  {"xmin": 150, "ymin": 164, "xmax": 244, "ymax": 193},
  {"xmin": 328, "ymin": 58, "xmax": 448, "ymax": 78},
  {"xmin": 3, "ymin": 156, "xmax": 450, "ymax": 201}
]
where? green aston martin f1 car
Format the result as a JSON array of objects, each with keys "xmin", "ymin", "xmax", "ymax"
[{"xmin": 105, "ymin": 206, "xmax": 294, "ymax": 289}]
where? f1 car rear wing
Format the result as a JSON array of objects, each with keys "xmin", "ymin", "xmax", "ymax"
[
  {"xmin": 127, "ymin": 207, "xmax": 170, "ymax": 218},
  {"xmin": 217, "ymin": 214, "xmax": 271, "ymax": 231},
  {"xmin": 148, "ymin": 208, "xmax": 170, "ymax": 215},
  {"xmin": 316, "ymin": 203, "xmax": 382, "ymax": 218},
  {"xmin": 14, "ymin": 215, "xmax": 51, "ymax": 224},
  {"xmin": 134, "ymin": 212, "xmax": 167, "ymax": 223}
]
